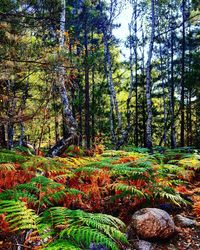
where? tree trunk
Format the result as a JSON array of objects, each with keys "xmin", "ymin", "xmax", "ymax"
[
  {"xmin": 145, "ymin": 0, "xmax": 155, "ymax": 151},
  {"xmin": 0, "ymin": 125, "xmax": 6, "ymax": 148},
  {"xmin": 103, "ymin": 33, "xmax": 116, "ymax": 145},
  {"xmin": 180, "ymin": 0, "xmax": 186, "ymax": 147},
  {"xmin": 19, "ymin": 80, "xmax": 29, "ymax": 146},
  {"xmin": 141, "ymin": 28, "xmax": 146, "ymax": 147},
  {"xmin": 84, "ymin": 27, "xmax": 90, "ymax": 149},
  {"xmin": 116, "ymin": 23, "xmax": 134, "ymax": 149},
  {"xmin": 7, "ymin": 123, "xmax": 14, "ymax": 149},
  {"xmin": 91, "ymin": 66, "xmax": 95, "ymax": 143},
  {"xmin": 169, "ymin": 29, "xmax": 176, "ymax": 149},
  {"xmin": 158, "ymin": 27, "xmax": 167, "ymax": 147},
  {"xmin": 78, "ymin": 82, "xmax": 83, "ymax": 146},
  {"xmin": 77, "ymin": 46, "xmax": 82, "ymax": 146},
  {"xmin": 133, "ymin": 1, "xmax": 138, "ymax": 147},
  {"xmin": 187, "ymin": 89, "xmax": 192, "ymax": 146},
  {"xmin": 103, "ymin": 31, "xmax": 122, "ymax": 144},
  {"xmin": 47, "ymin": 0, "xmax": 77, "ymax": 157},
  {"xmin": 117, "ymin": 0, "xmax": 139, "ymax": 149},
  {"xmin": 6, "ymin": 79, "xmax": 16, "ymax": 149}
]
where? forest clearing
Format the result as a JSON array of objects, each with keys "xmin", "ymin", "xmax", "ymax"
[{"xmin": 0, "ymin": 0, "xmax": 200, "ymax": 249}]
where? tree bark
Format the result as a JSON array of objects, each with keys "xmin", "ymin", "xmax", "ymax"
[
  {"xmin": 141, "ymin": 28, "xmax": 146, "ymax": 147},
  {"xmin": 19, "ymin": 79, "xmax": 29, "ymax": 146},
  {"xmin": 117, "ymin": 24, "xmax": 134, "ymax": 149},
  {"xmin": 145, "ymin": 0, "xmax": 155, "ymax": 151},
  {"xmin": 0, "ymin": 125, "xmax": 6, "ymax": 148},
  {"xmin": 47, "ymin": 0, "xmax": 78, "ymax": 157},
  {"xmin": 133, "ymin": 1, "xmax": 138, "ymax": 147},
  {"xmin": 91, "ymin": 66, "xmax": 95, "ymax": 143},
  {"xmin": 169, "ymin": 28, "xmax": 176, "ymax": 149},
  {"xmin": 84, "ymin": 27, "xmax": 90, "ymax": 149},
  {"xmin": 180, "ymin": 0, "xmax": 186, "ymax": 147},
  {"xmin": 103, "ymin": 32, "xmax": 116, "ymax": 145},
  {"xmin": 117, "ymin": 0, "xmax": 139, "ymax": 149}
]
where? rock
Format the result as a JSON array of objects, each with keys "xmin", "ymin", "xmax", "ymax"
[
  {"xmin": 137, "ymin": 240, "xmax": 152, "ymax": 250},
  {"xmin": 89, "ymin": 243, "xmax": 108, "ymax": 250},
  {"xmin": 130, "ymin": 208, "xmax": 175, "ymax": 240},
  {"xmin": 174, "ymin": 214, "xmax": 197, "ymax": 227}
]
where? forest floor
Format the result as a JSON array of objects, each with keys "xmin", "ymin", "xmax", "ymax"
[
  {"xmin": 0, "ymin": 146, "xmax": 199, "ymax": 249},
  {"xmin": 130, "ymin": 173, "xmax": 200, "ymax": 250}
]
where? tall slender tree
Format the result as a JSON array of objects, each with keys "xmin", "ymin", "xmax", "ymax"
[
  {"xmin": 48, "ymin": 0, "xmax": 78, "ymax": 156},
  {"xmin": 180, "ymin": 0, "xmax": 186, "ymax": 147},
  {"xmin": 146, "ymin": 0, "xmax": 155, "ymax": 151}
]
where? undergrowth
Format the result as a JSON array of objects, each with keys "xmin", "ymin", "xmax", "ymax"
[{"xmin": 0, "ymin": 147, "xmax": 199, "ymax": 249}]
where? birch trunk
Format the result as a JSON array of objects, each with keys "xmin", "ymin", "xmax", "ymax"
[
  {"xmin": 116, "ymin": 24, "xmax": 134, "ymax": 149},
  {"xmin": 47, "ymin": 0, "xmax": 77, "ymax": 157},
  {"xmin": 146, "ymin": 0, "xmax": 155, "ymax": 151},
  {"xmin": 117, "ymin": 0, "xmax": 138, "ymax": 149},
  {"xmin": 103, "ymin": 33, "xmax": 116, "ymax": 144},
  {"xmin": 158, "ymin": 30, "xmax": 167, "ymax": 147}
]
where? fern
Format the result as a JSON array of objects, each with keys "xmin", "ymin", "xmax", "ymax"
[
  {"xmin": 0, "ymin": 200, "xmax": 38, "ymax": 231},
  {"xmin": 0, "ymin": 189, "xmax": 38, "ymax": 204},
  {"xmin": 0, "ymin": 176, "xmax": 64, "ymax": 207},
  {"xmin": 75, "ymin": 166, "xmax": 104, "ymax": 175},
  {"xmin": 178, "ymin": 157, "xmax": 200, "ymax": 170},
  {"xmin": 21, "ymin": 156, "xmax": 62, "ymax": 172},
  {"xmin": 41, "ymin": 208, "xmax": 128, "ymax": 250},
  {"xmin": 0, "ymin": 150, "xmax": 26, "ymax": 163},
  {"xmin": 45, "ymin": 240, "xmax": 81, "ymax": 250},
  {"xmin": 61, "ymin": 226, "xmax": 119, "ymax": 250},
  {"xmin": 112, "ymin": 183, "xmax": 145, "ymax": 198},
  {"xmin": 154, "ymin": 186, "xmax": 189, "ymax": 206},
  {"xmin": 65, "ymin": 187, "xmax": 85, "ymax": 196},
  {"xmin": 0, "ymin": 163, "xmax": 16, "ymax": 171},
  {"xmin": 147, "ymin": 153, "xmax": 165, "ymax": 164},
  {"xmin": 110, "ymin": 165, "xmax": 150, "ymax": 179},
  {"xmin": 14, "ymin": 146, "xmax": 35, "ymax": 155}
]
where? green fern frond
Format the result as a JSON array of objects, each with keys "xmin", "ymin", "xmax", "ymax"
[
  {"xmin": 16, "ymin": 182, "xmax": 40, "ymax": 193},
  {"xmin": 21, "ymin": 156, "xmax": 68, "ymax": 173},
  {"xmin": 79, "ymin": 217, "xmax": 127, "ymax": 243},
  {"xmin": 61, "ymin": 225, "xmax": 119, "ymax": 250},
  {"xmin": 14, "ymin": 146, "xmax": 34, "ymax": 155},
  {"xmin": 30, "ymin": 176, "xmax": 67, "ymax": 206},
  {"xmin": 111, "ymin": 165, "xmax": 149, "ymax": 178},
  {"xmin": 45, "ymin": 240, "xmax": 81, "ymax": 250},
  {"xmin": 0, "ymin": 151, "xmax": 26, "ymax": 163},
  {"xmin": 74, "ymin": 166, "xmax": 104, "ymax": 174},
  {"xmin": 0, "ymin": 189, "xmax": 38, "ymax": 204},
  {"xmin": 147, "ymin": 153, "xmax": 165, "ymax": 164},
  {"xmin": 158, "ymin": 164, "xmax": 183, "ymax": 174},
  {"xmin": 154, "ymin": 187, "xmax": 188, "ymax": 206},
  {"xmin": 83, "ymin": 158, "xmax": 114, "ymax": 169},
  {"xmin": 0, "ymin": 200, "xmax": 38, "ymax": 231},
  {"xmin": 135, "ymin": 160, "xmax": 153, "ymax": 169},
  {"xmin": 30, "ymin": 176, "xmax": 63, "ymax": 189},
  {"xmin": 65, "ymin": 187, "xmax": 85, "ymax": 196},
  {"xmin": 112, "ymin": 183, "xmax": 145, "ymax": 198},
  {"xmin": 41, "ymin": 208, "xmax": 127, "ymax": 250},
  {"xmin": 0, "ymin": 176, "xmax": 68, "ymax": 208}
]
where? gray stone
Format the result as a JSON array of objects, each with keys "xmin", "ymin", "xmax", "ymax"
[
  {"xmin": 174, "ymin": 214, "xmax": 197, "ymax": 227},
  {"xmin": 137, "ymin": 240, "xmax": 152, "ymax": 250},
  {"xmin": 130, "ymin": 208, "xmax": 175, "ymax": 240}
]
